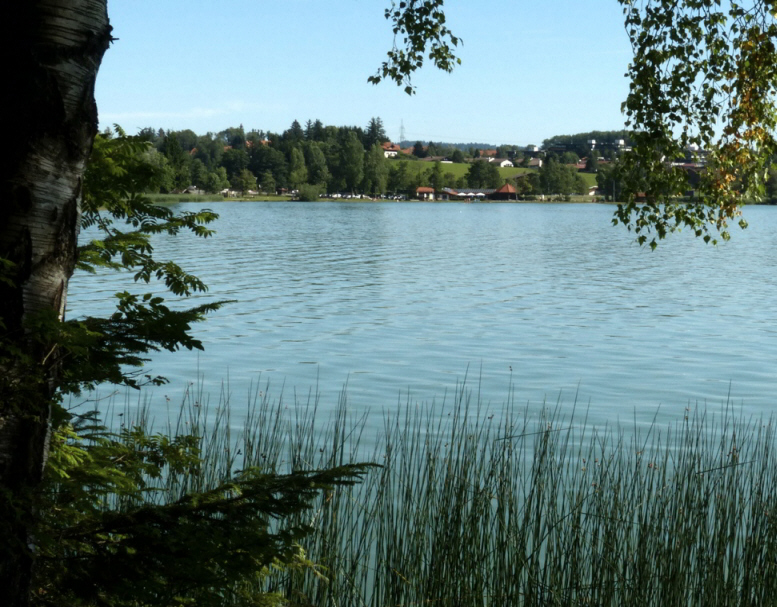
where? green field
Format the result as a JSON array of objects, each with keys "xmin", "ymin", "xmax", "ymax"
[
  {"xmin": 392, "ymin": 157, "xmax": 599, "ymax": 188},
  {"xmin": 392, "ymin": 157, "xmax": 534, "ymax": 181}
]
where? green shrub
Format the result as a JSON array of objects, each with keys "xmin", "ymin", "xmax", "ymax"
[
  {"xmin": 34, "ymin": 401, "xmax": 370, "ymax": 607},
  {"xmin": 297, "ymin": 184, "xmax": 320, "ymax": 201}
]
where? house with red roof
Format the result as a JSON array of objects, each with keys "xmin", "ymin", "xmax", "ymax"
[
  {"xmin": 490, "ymin": 183, "xmax": 518, "ymax": 200},
  {"xmin": 416, "ymin": 186, "xmax": 435, "ymax": 201},
  {"xmin": 382, "ymin": 142, "xmax": 402, "ymax": 158}
]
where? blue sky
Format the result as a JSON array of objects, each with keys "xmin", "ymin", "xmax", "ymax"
[{"xmin": 96, "ymin": 1, "xmax": 634, "ymax": 145}]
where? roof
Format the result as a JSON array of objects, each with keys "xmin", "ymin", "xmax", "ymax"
[
  {"xmin": 494, "ymin": 183, "xmax": 517, "ymax": 194},
  {"xmin": 454, "ymin": 188, "xmax": 495, "ymax": 196},
  {"xmin": 416, "ymin": 186, "xmax": 435, "ymax": 193}
]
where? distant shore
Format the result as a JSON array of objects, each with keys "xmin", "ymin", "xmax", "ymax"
[{"xmin": 148, "ymin": 193, "xmax": 608, "ymax": 205}]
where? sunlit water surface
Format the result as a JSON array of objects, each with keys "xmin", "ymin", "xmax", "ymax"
[{"xmin": 68, "ymin": 202, "xmax": 777, "ymax": 436}]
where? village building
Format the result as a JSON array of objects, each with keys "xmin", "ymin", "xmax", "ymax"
[
  {"xmin": 490, "ymin": 182, "xmax": 518, "ymax": 200},
  {"xmin": 416, "ymin": 186, "xmax": 435, "ymax": 201},
  {"xmin": 527, "ymin": 157, "xmax": 543, "ymax": 169},
  {"xmin": 381, "ymin": 142, "xmax": 401, "ymax": 158},
  {"xmin": 437, "ymin": 187, "xmax": 496, "ymax": 200}
]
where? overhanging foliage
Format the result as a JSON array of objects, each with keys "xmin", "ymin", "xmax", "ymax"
[{"xmin": 614, "ymin": 0, "xmax": 777, "ymax": 248}]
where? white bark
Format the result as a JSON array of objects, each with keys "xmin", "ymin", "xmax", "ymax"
[{"xmin": 0, "ymin": 2, "xmax": 111, "ymax": 603}]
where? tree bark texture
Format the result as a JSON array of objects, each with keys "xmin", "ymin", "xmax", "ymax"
[{"xmin": 0, "ymin": 2, "xmax": 110, "ymax": 604}]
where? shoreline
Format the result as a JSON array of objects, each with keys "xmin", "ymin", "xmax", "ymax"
[
  {"xmin": 149, "ymin": 193, "xmax": 777, "ymax": 206},
  {"xmin": 149, "ymin": 193, "xmax": 611, "ymax": 205}
]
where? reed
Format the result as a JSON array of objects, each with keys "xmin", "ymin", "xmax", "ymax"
[{"xmin": 108, "ymin": 380, "xmax": 777, "ymax": 606}]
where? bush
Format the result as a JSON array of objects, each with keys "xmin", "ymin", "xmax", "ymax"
[
  {"xmin": 34, "ymin": 405, "xmax": 369, "ymax": 606},
  {"xmin": 297, "ymin": 184, "xmax": 320, "ymax": 201}
]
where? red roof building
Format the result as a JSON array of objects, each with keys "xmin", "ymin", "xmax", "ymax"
[
  {"xmin": 416, "ymin": 186, "xmax": 435, "ymax": 200},
  {"xmin": 490, "ymin": 182, "xmax": 518, "ymax": 200},
  {"xmin": 382, "ymin": 142, "xmax": 402, "ymax": 157}
]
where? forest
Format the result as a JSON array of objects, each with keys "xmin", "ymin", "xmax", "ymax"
[{"xmin": 117, "ymin": 118, "xmax": 612, "ymax": 199}]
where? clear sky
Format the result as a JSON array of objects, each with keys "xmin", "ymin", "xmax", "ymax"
[{"xmin": 96, "ymin": 1, "xmax": 634, "ymax": 146}]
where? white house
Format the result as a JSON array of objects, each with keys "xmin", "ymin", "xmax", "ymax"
[{"xmin": 382, "ymin": 142, "xmax": 401, "ymax": 158}]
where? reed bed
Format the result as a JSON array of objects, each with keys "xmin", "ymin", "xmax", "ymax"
[{"xmin": 107, "ymin": 380, "xmax": 777, "ymax": 606}]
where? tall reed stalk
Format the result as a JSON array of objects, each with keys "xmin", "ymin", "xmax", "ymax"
[{"xmin": 109, "ymin": 380, "xmax": 777, "ymax": 606}]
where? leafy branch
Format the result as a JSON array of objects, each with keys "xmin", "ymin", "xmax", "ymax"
[
  {"xmin": 369, "ymin": 0, "xmax": 461, "ymax": 95},
  {"xmin": 615, "ymin": 0, "xmax": 777, "ymax": 248}
]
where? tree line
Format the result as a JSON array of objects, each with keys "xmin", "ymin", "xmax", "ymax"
[
  {"xmin": 117, "ymin": 119, "xmax": 620, "ymax": 199},
  {"xmin": 137, "ymin": 117, "xmax": 390, "ymax": 196}
]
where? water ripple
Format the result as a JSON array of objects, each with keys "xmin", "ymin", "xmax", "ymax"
[{"xmin": 68, "ymin": 202, "xmax": 777, "ymax": 433}]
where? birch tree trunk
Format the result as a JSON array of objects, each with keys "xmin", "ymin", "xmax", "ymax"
[{"xmin": 0, "ymin": 2, "xmax": 110, "ymax": 604}]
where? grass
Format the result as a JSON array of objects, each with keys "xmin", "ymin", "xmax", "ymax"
[
  {"xmin": 578, "ymin": 172, "xmax": 598, "ymax": 188},
  {"xmin": 102, "ymin": 379, "xmax": 777, "ymax": 606},
  {"xmin": 390, "ymin": 157, "xmax": 536, "ymax": 182},
  {"xmin": 390, "ymin": 157, "xmax": 599, "ymax": 188}
]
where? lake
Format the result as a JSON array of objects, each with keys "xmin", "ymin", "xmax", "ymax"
[{"xmin": 67, "ymin": 201, "xmax": 777, "ymax": 436}]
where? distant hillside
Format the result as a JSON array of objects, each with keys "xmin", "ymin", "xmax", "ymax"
[
  {"xmin": 542, "ymin": 130, "xmax": 632, "ymax": 157},
  {"xmin": 398, "ymin": 140, "xmax": 498, "ymax": 152},
  {"xmin": 395, "ymin": 130, "xmax": 633, "ymax": 155}
]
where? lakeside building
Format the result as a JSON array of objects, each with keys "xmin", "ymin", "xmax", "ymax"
[
  {"xmin": 416, "ymin": 186, "xmax": 435, "ymax": 200},
  {"xmin": 490, "ymin": 182, "xmax": 518, "ymax": 200},
  {"xmin": 432, "ymin": 187, "xmax": 496, "ymax": 201}
]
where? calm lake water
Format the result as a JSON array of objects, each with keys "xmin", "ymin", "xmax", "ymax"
[{"xmin": 68, "ymin": 202, "xmax": 777, "ymax": 434}]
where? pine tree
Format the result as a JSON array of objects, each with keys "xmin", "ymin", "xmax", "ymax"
[{"xmin": 365, "ymin": 117, "xmax": 387, "ymax": 148}]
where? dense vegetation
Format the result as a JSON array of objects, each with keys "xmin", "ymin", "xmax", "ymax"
[
  {"xmin": 543, "ymin": 130, "xmax": 633, "ymax": 160},
  {"xmin": 108, "ymin": 120, "xmax": 616, "ymax": 200}
]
